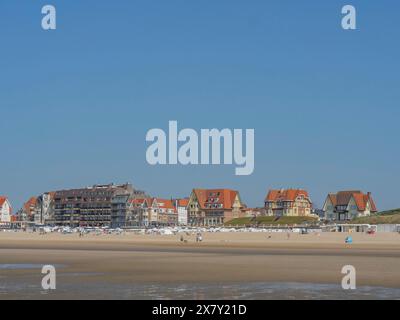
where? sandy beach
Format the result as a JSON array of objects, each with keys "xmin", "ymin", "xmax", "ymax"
[{"xmin": 1, "ymin": 231, "xmax": 400, "ymax": 299}]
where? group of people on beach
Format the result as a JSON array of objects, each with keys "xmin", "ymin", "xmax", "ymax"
[{"xmin": 180, "ymin": 231, "xmax": 203, "ymax": 243}]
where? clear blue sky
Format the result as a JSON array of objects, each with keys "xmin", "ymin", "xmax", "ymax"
[{"xmin": 1, "ymin": 1, "xmax": 399, "ymax": 211}]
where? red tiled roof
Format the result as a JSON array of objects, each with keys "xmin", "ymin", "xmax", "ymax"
[
  {"xmin": 177, "ymin": 199, "xmax": 189, "ymax": 207},
  {"xmin": 0, "ymin": 196, "xmax": 12, "ymax": 214},
  {"xmin": 132, "ymin": 197, "xmax": 176, "ymax": 211},
  {"xmin": 47, "ymin": 191, "xmax": 56, "ymax": 199},
  {"xmin": 154, "ymin": 199, "xmax": 175, "ymax": 210},
  {"xmin": 265, "ymin": 189, "xmax": 310, "ymax": 202},
  {"xmin": 193, "ymin": 189, "xmax": 240, "ymax": 210},
  {"xmin": 24, "ymin": 197, "xmax": 38, "ymax": 213},
  {"xmin": 328, "ymin": 194, "xmax": 337, "ymax": 206},
  {"xmin": 367, "ymin": 194, "xmax": 378, "ymax": 212},
  {"xmin": 131, "ymin": 198, "xmax": 143, "ymax": 205},
  {"xmin": 0, "ymin": 196, "xmax": 7, "ymax": 207},
  {"xmin": 131, "ymin": 198, "xmax": 152, "ymax": 207},
  {"xmin": 353, "ymin": 193, "xmax": 367, "ymax": 211},
  {"xmin": 332, "ymin": 191, "xmax": 361, "ymax": 206},
  {"xmin": 327, "ymin": 191, "xmax": 377, "ymax": 212}
]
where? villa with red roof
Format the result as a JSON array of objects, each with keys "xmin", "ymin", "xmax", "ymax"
[
  {"xmin": 131, "ymin": 197, "xmax": 178, "ymax": 226},
  {"xmin": 0, "ymin": 196, "xmax": 12, "ymax": 223},
  {"xmin": 187, "ymin": 189, "xmax": 246, "ymax": 226},
  {"xmin": 20, "ymin": 196, "xmax": 38, "ymax": 222},
  {"xmin": 323, "ymin": 191, "xmax": 378, "ymax": 221},
  {"xmin": 153, "ymin": 198, "xmax": 177, "ymax": 225},
  {"xmin": 264, "ymin": 189, "xmax": 313, "ymax": 217},
  {"xmin": 19, "ymin": 192, "xmax": 56, "ymax": 224}
]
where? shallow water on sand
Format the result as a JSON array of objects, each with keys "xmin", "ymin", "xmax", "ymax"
[
  {"xmin": 1, "ymin": 278, "xmax": 399, "ymax": 300},
  {"xmin": 0, "ymin": 264, "xmax": 46, "ymax": 270},
  {"xmin": 0, "ymin": 264, "xmax": 65, "ymax": 270}
]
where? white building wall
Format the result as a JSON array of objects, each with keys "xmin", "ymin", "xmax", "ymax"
[
  {"xmin": 177, "ymin": 206, "xmax": 188, "ymax": 225},
  {"xmin": 1, "ymin": 200, "xmax": 11, "ymax": 223}
]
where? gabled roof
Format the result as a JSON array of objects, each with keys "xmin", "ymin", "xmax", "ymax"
[
  {"xmin": 366, "ymin": 194, "xmax": 378, "ymax": 212},
  {"xmin": 131, "ymin": 197, "xmax": 176, "ymax": 211},
  {"xmin": 154, "ymin": 198, "xmax": 175, "ymax": 210},
  {"xmin": 192, "ymin": 189, "xmax": 241, "ymax": 210},
  {"xmin": 175, "ymin": 199, "xmax": 189, "ymax": 207},
  {"xmin": 46, "ymin": 191, "xmax": 56, "ymax": 199},
  {"xmin": 0, "ymin": 196, "xmax": 8, "ymax": 207},
  {"xmin": 0, "ymin": 196, "xmax": 12, "ymax": 213},
  {"xmin": 131, "ymin": 198, "xmax": 152, "ymax": 207},
  {"xmin": 333, "ymin": 191, "xmax": 361, "ymax": 206},
  {"xmin": 327, "ymin": 194, "xmax": 337, "ymax": 206},
  {"xmin": 265, "ymin": 189, "xmax": 310, "ymax": 202},
  {"xmin": 327, "ymin": 191, "xmax": 377, "ymax": 212},
  {"xmin": 24, "ymin": 197, "xmax": 38, "ymax": 212}
]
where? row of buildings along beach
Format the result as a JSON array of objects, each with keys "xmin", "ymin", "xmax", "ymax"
[{"xmin": 0, "ymin": 183, "xmax": 377, "ymax": 227}]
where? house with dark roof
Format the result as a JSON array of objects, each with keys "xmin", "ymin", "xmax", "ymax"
[
  {"xmin": 264, "ymin": 189, "xmax": 313, "ymax": 217},
  {"xmin": 322, "ymin": 191, "xmax": 377, "ymax": 221},
  {"xmin": 187, "ymin": 189, "xmax": 246, "ymax": 226},
  {"xmin": 0, "ymin": 196, "xmax": 12, "ymax": 223}
]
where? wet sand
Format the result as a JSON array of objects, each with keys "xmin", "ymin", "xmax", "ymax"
[{"xmin": 0, "ymin": 232, "xmax": 399, "ymax": 299}]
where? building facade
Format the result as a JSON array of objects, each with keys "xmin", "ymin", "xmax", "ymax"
[
  {"xmin": 53, "ymin": 183, "xmax": 146, "ymax": 227},
  {"xmin": 154, "ymin": 199, "xmax": 178, "ymax": 226},
  {"xmin": 0, "ymin": 196, "xmax": 12, "ymax": 223},
  {"xmin": 242, "ymin": 207, "xmax": 264, "ymax": 218},
  {"xmin": 20, "ymin": 197, "xmax": 38, "ymax": 222},
  {"xmin": 187, "ymin": 189, "xmax": 246, "ymax": 226},
  {"xmin": 110, "ymin": 193, "xmax": 133, "ymax": 228},
  {"xmin": 323, "ymin": 190, "xmax": 377, "ymax": 221},
  {"xmin": 131, "ymin": 198, "xmax": 152, "ymax": 227},
  {"xmin": 150, "ymin": 198, "xmax": 177, "ymax": 226},
  {"xmin": 19, "ymin": 192, "xmax": 56, "ymax": 225},
  {"xmin": 35, "ymin": 192, "xmax": 56, "ymax": 224},
  {"xmin": 174, "ymin": 199, "xmax": 189, "ymax": 226},
  {"xmin": 264, "ymin": 189, "xmax": 312, "ymax": 217},
  {"xmin": 129, "ymin": 198, "xmax": 179, "ymax": 227}
]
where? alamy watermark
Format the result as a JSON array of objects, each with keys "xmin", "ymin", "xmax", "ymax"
[
  {"xmin": 146, "ymin": 121, "xmax": 255, "ymax": 176},
  {"xmin": 41, "ymin": 5, "xmax": 56, "ymax": 30},
  {"xmin": 341, "ymin": 265, "xmax": 356, "ymax": 290},
  {"xmin": 342, "ymin": 5, "xmax": 357, "ymax": 30},
  {"xmin": 39, "ymin": 4, "xmax": 356, "ymax": 31},
  {"xmin": 41, "ymin": 265, "xmax": 56, "ymax": 290}
]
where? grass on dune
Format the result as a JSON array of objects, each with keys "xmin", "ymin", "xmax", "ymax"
[{"xmin": 350, "ymin": 211, "xmax": 400, "ymax": 224}]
